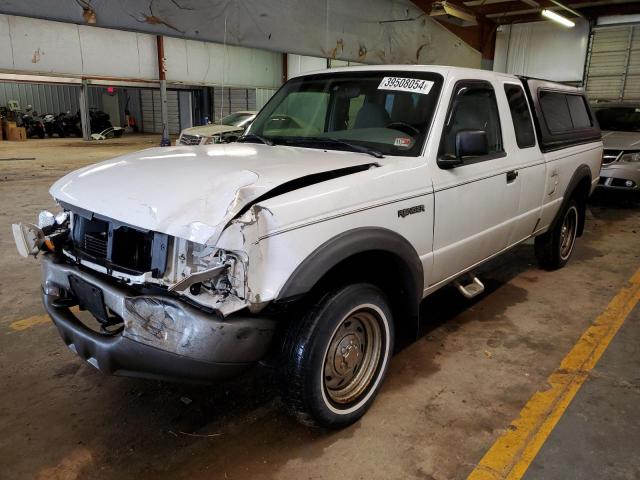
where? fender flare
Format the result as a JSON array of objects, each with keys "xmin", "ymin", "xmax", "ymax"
[
  {"xmin": 275, "ymin": 227, "xmax": 424, "ymax": 307},
  {"xmin": 550, "ymin": 164, "xmax": 592, "ymax": 236}
]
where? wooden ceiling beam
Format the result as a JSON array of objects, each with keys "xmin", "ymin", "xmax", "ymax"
[{"xmin": 411, "ymin": 0, "xmax": 500, "ymax": 59}]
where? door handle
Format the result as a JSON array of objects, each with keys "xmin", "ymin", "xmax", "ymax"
[{"xmin": 506, "ymin": 170, "xmax": 518, "ymax": 183}]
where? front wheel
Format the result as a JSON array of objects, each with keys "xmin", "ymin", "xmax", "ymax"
[
  {"xmin": 280, "ymin": 283, "xmax": 394, "ymax": 428},
  {"xmin": 535, "ymin": 199, "xmax": 579, "ymax": 270}
]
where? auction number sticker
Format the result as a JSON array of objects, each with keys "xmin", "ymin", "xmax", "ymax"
[{"xmin": 378, "ymin": 77, "xmax": 433, "ymax": 95}]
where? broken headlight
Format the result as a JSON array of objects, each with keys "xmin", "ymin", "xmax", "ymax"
[
  {"xmin": 171, "ymin": 240, "xmax": 246, "ymax": 298},
  {"xmin": 12, "ymin": 210, "xmax": 70, "ymax": 257}
]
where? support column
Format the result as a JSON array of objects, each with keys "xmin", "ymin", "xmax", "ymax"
[
  {"xmin": 157, "ymin": 35, "xmax": 171, "ymax": 147},
  {"xmin": 79, "ymin": 80, "xmax": 91, "ymax": 141}
]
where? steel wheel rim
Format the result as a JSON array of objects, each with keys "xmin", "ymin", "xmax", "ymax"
[
  {"xmin": 323, "ymin": 309, "xmax": 383, "ymax": 405},
  {"xmin": 560, "ymin": 206, "xmax": 578, "ymax": 260}
]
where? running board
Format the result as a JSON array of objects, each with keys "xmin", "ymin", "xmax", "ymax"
[{"xmin": 454, "ymin": 274, "xmax": 485, "ymax": 299}]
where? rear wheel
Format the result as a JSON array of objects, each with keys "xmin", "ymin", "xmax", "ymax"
[
  {"xmin": 280, "ymin": 283, "xmax": 394, "ymax": 428},
  {"xmin": 535, "ymin": 199, "xmax": 579, "ymax": 270}
]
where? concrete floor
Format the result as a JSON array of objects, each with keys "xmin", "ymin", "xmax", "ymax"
[
  {"xmin": 523, "ymin": 304, "xmax": 640, "ymax": 480},
  {"xmin": 1, "ymin": 137, "xmax": 639, "ymax": 480}
]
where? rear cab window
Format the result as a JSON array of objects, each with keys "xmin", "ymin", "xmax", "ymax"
[
  {"xmin": 504, "ymin": 84, "xmax": 536, "ymax": 148},
  {"xmin": 521, "ymin": 78, "xmax": 601, "ymax": 152},
  {"xmin": 539, "ymin": 91, "xmax": 593, "ymax": 133}
]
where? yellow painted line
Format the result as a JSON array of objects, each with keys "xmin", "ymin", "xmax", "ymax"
[
  {"xmin": 8, "ymin": 307, "xmax": 80, "ymax": 332},
  {"xmin": 468, "ymin": 267, "xmax": 640, "ymax": 480},
  {"xmin": 9, "ymin": 314, "xmax": 51, "ymax": 331}
]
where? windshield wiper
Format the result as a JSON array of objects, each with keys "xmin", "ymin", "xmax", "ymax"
[
  {"xmin": 282, "ymin": 136, "xmax": 384, "ymax": 159},
  {"xmin": 238, "ymin": 134, "xmax": 274, "ymax": 146}
]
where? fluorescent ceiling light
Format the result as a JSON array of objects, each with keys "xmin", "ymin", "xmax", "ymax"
[{"xmin": 541, "ymin": 9, "xmax": 575, "ymax": 27}]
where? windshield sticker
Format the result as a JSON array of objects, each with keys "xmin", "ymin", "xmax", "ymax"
[
  {"xmin": 378, "ymin": 77, "xmax": 433, "ymax": 95},
  {"xmin": 394, "ymin": 137, "xmax": 412, "ymax": 148}
]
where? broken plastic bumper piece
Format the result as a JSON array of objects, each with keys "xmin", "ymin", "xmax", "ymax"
[{"xmin": 40, "ymin": 255, "xmax": 276, "ymax": 383}]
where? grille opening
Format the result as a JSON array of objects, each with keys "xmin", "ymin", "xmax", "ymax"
[
  {"xmin": 71, "ymin": 215, "xmax": 159, "ymax": 275},
  {"xmin": 179, "ymin": 134, "xmax": 202, "ymax": 145},
  {"xmin": 73, "ymin": 217, "xmax": 109, "ymax": 261},
  {"xmin": 111, "ymin": 227, "xmax": 153, "ymax": 273},
  {"xmin": 84, "ymin": 231, "xmax": 108, "ymax": 258}
]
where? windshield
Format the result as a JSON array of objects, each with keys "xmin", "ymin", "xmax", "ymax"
[
  {"xmin": 594, "ymin": 107, "xmax": 640, "ymax": 132},
  {"xmin": 246, "ymin": 70, "xmax": 443, "ymax": 156},
  {"xmin": 219, "ymin": 112, "xmax": 254, "ymax": 127}
]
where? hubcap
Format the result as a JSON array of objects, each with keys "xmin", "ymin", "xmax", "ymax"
[
  {"xmin": 560, "ymin": 206, "xmax": 578, "ymax": 260},
  {"xmin": 323, "ymin": 309, "xmax": 383, "ymax": 405}
]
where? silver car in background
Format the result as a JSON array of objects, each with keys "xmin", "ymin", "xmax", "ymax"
[
  {"xmin": 177, "ymin": 111, "xmax": 257, "ymax": 145},
  {"xmin": 593, "ymin": 103, "xmax": 640, "ymax": 193}
]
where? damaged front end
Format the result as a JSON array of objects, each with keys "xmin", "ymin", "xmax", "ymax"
[
  {"xmin": 15, "ymin": 205, "xmax": 251, "ymax": 316},
  {"xmin": 12, "ymin": 207, "xmax": 276, "ymax": 383}
]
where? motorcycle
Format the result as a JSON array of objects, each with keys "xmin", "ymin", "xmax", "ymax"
[
  {"xmin": 65, "ymin": 111, "xmax": 82, "ymax": 137},
  {"xmin": 42, "ymin": 113, "xmax": 66, "ymax": 138},
  {"xmin": 20, "ymin": 107, "xmax": 45, "ymax": 139},
  {"xmin": 89, "ymin": 109, "xmax": 112, "ymax": 134}
]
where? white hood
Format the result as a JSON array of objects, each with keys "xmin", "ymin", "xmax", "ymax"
[{"xmin": 50, "ymin": 143, "xmax": 375, "ymax": 244}]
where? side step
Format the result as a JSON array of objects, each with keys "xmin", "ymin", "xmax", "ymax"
[{"xmin": 454, "ymin": 274, "xmax": 485, "ymax": 299}]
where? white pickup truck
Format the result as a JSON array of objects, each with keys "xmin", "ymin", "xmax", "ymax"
[{"xmin": 13, "ymin": 66, "xmax": 602, "ymax": 428}]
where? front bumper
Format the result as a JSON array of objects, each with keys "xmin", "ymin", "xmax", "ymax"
[
  {"xmin": 41, "ymin": 255, "xmax": 277, "ymax": 383},
  {"xmin": 597, "ymin": 164, "xmax": 640, "ymax": 191}
]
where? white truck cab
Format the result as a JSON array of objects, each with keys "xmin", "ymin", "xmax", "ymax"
[{"xmin": 13, "ymin": 66, "xmax": 602, "ymax": 428}]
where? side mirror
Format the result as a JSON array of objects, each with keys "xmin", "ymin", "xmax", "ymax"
[
  {"xmin": 456, "ymin": 129, "xmax": 489, "ymax": 158},
  {"xmin": 437, "ymin": 129, "xmax": 489, "ymax": 170}
]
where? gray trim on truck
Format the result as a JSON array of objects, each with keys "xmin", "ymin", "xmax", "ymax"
[
  {"xmin": 276, "ymin": 226, "xmax": 424, "ymax": 307},
  {"xmin": 548, "ymin": 163, "xmax": 593, "ymax": 237}
]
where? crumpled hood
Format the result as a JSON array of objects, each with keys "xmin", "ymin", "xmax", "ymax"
[
  {"xmin": 602, "ymin": 131, "xmax": 640, "ymax": 150},
  {"xmin": 181, "ymin": 124, "xmax": 242, "ymax": 137},
  {"xmin": 51, "ymin": 143, "xmax": 374, "ymax": 244}
]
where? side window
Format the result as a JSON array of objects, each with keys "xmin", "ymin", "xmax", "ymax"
[
  {"xmin": 539, "ymin": 91, "xmax": 572, "ymax": 133},
  {"xmin": 440, "ymin": 81, "xmax": 504, "ymax": 159},
  {"xmin": 504, "ymin": 84, "xmax": 536, "ymax": 148},
  {"xmin": 539, "ymin": 91, "xmax": 592, "ymax": 132},
  {"xmin": 566, "ymin": 95, "xmax": 592, "ymax": 129}
]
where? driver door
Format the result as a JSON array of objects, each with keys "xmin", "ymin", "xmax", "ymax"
[{"xmin": 430, "ymin": 79, "xmax": 521, "ymax": 285}]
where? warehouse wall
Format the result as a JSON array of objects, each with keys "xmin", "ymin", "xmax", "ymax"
[
  {"xmin": 0, "ymin": 15, "xmax": 157, "ymax": 80},
  {"xmin": 494, "ymin": 20, "xmax": 590, "ymax": 82},
  {"xmin": 0, "ymin": 0, "xmax": 481, "ymax": 67},
  {"xmin": 0, "ymin": 14, "xmax": 283, "ymax": 88},
  {"xmin": 0, "ymin": 82, "xmax": 113, "ymax": 113},
  {"xmin": 0, "ymin": 82, "xmax": 80, "ymax": 114},
  {"xmin": 164, "ymin": 38, "xmax": 282, "ymax": 88},
  {"xmin": 287, "ymin": 55, "xmax": 327, "ymax": 79}
]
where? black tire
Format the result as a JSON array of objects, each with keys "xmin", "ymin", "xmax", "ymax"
[
  {"xmin": 280, "ymin": 283, "xmax": 394, "ymax": 429},
  {"xmin": 535, "ymin": 198, "xmax": 580, "ymax": 270}
]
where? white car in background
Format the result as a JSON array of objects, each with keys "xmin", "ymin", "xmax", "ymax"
[{"xmin": 177, "ymin": 111, "xmax": 256, "ymax": 145}]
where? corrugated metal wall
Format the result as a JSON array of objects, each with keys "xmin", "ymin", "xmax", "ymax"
[
  {"xmin": 585, "ymin": 24, "xmax": 640, "ymax": 101},
  {"xmin": 212, "ymin": 87, "xmax": 258, "ymax": 121},
  {"xmin": 256, "ymin": 88, "xmax": 277, "ymax": 111},
  {"xmin": 139, "ymin": 89, "xmax": 181, "ymax": 134},
  {"xmin": 0, "ymin": 82, "xmax": 108, "ymax": 114},
  {"xmin": 0, "ymin": 82, "xmax": 78, "ymax": 114}
]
